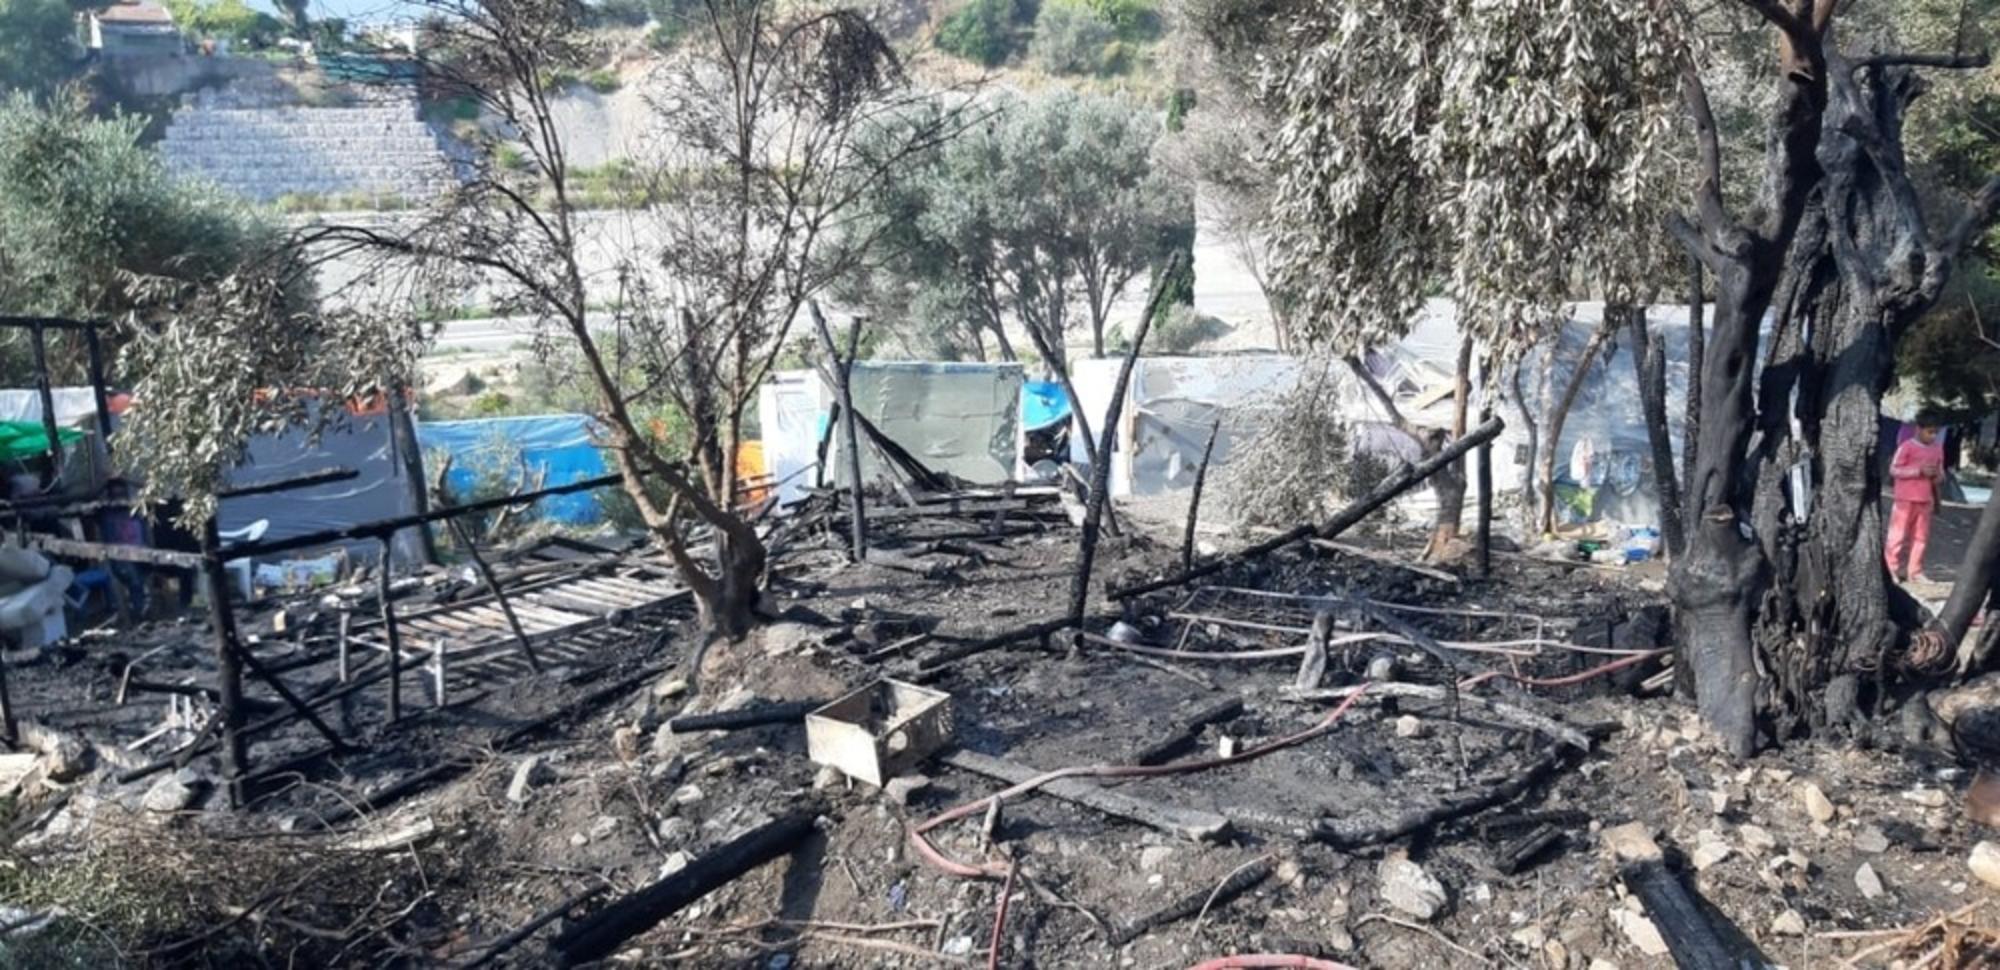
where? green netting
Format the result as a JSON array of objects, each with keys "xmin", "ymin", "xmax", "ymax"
[{"xmin": 0, "ymin": 420, "xmax": 83, "ymax": 462}]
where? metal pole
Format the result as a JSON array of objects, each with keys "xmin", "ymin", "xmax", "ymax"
[
  {"xmin": 377, "ymin": 538, "xmax": 402, "ymax": 724},
  {"xmin": 200, "ymin": 518, "xmax": 249, "ymax": 807},
  {"xmin": 83, "ymin": 322, "xmax": 114, "ymax": 452},
  {"xmin": 29, "ymin": 322, "xmax": 61, "ymax": 490}
]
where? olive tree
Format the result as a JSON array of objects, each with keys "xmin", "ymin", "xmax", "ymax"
[{"xmin": 306, "ymin": 0, "xmax": 969, "ymax": 639}]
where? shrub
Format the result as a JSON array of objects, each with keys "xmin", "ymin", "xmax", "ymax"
[
  {"xmin": 1149, "ymin": 304, "xmax": 1229, "ymax": 353},
  {"xmin": 1220, "ymin": 369, "xmax": 1353, "ymax": 529},
  {"xmin": 1084, "ymin": 0, "xmax": 1154, "ymax": 34},
  {"xmin": 583, "ymin": 68, "xmax": 621, "ymax": 93},
  {"xmin": 1029, "ymin": 0, "xmax": 1114, "ymax": 75},
  {"xmin": 935, "ymin": 0, "xmax": 1020, "ymax": 67},
  {"xmin": 587, "ymin": 0, "xmax": 651, "ymax": 27}
]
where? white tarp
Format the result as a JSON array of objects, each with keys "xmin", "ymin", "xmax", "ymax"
[
  {"xmin": 758, "ymin": 362, "xmax": 1025, "ymax": 501},
  {"xmin": 1071, "ymin": 355, "xmax": 1303, "ymax": 497},
  {"xmin": 0, "ymin": 388, "xmax": 107, "ymax": 428},
  {"xmin": 219, "ymin": 413, "xmax": 426, "ymax": 567},
  {"xmin": 758, "ymin": 371, "xmax": 826, "ymax": 507}
]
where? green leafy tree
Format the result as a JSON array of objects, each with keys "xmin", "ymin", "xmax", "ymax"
[
  {"xmin": 0, "ymin": 93, "xmax": 273, "ymax": 380},
  {"xmin": 1030, "ymin": 0, "xmax": 1114, "ymax": 75},
  {"xmin": 934, "ymin": 0, "xmax": 1022, "ymax": 66},
  {"xmin": 0, "ymin": 0, "xmax": 80, "ymax": 95}
]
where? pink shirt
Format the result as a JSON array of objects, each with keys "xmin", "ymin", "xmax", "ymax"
[{"xmin": 1890, "ymin": 436, "xmax": 1944, "ymax": 504}]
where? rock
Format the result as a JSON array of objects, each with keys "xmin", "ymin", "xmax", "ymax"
[
  {"xmin": 1855, "ymin": 862, "xmax": 1883, "ymax": 900},
  {"xmin": 813, "ymin": 765, "xmax": 845, "ymax": 791},
  {"xmin": 1737, "ymin": 823, "xmax": 1777, "ymax": 854},
  {"xmin": 654, "ymin": 677, "xmax": 690, "ymax": 700},
  {"xmin": 1799, "ymin": 782, "xmax": 1835, "ymax": 823},
  {"xmin": 1276, "ymin": 858, "xmax": 1303, "ymax": 887},
  {"xmin": 942, "ymin": 936, "xmax": 974, "ymax": 956},
  {"xmin": 1588, "ymin": 961, "xmax": 1619, "ymax": 970},
  {"xmin": 1107, "ymin": 621, "xmax": 1143, "ymax": 645},
  {"xmin": 141, "ymin": 773, "xmax": 197, "ymax": 813},
  {"xmin": 1903, "ymin": 787, "xmax": 1948, "ymax": 808},
  {"xmin": 1770, "ymin": 909, "xmax": 1806, "ymax": 937},
  {"xmin": 507, "ymin": 755, "xmax": 554, "ymax": 804},
  {"xmin": 1325, "ymin": 925, "xmax": 1355, "ymax": 953},
  {"xmin": 660, "ymin": 850, "xmax": 691, "ymax": 877},
  {"xmin": 569, "ymin": 832, "xmax": 588, "ymax": 848},
  {"xmin": 589, "ymin": 815, "xmax": 619, "ymax": 840},
  {"xmin": 657, "ymin": 817, "xmax": 693, "ymax": 846},
  {"xmin": 613, "ymin": 724, "xmax": 642, "ymax": 762},
  {"xmin": 1544, "ymin": 941, "xmax": 1569, "ymax": 968},
  {"xmin": 1611, "ymin": 909, "xmax": 1669, "ymax": 956},
  {"xmin": 1510, "ymin": 926, "xmax": 1546, "ymax": 950},
  {"xmin": 650, "ymin": 725, "xmax": 682, "ymax": 761},
  {"xmin": 673, "ymin": 783, "xmax": 705, "ymax": 806},
  {"xmin": 1218, "ymin": 737, "xmax": 1240, "ymax": 758},
  {"xmin": 1394, "ymin": 715, "xmax": 1425, "ymax": 739},
  {"xmin": 763, "ymin": 622, "xmax": 817, "ymax": 656},
  {"xmin": 1139, "ymin": 846, "xmax": 1175, "ymax": 872},
  {"xmin": 1365, "ymin": 655, "xmax": 1397, "ymax": 682},
  {"xmin": 1969, "ymin": 842, "xmax": 2000, "ymax": 889},
  {"xmin": 1853, "ymin": 825, "xmax": 1890, "ymax": 854},
  {"xmin": 884, "ymin": 775, "xmax": 930, "ymax": 807},
  {"xmin": 1690, "ymin": 841, "xmax": 1731, "ymax": 871},
  {"xmin": 28, "ymin": 728, "xmax": 91, "ymax": 783},
  {"xmin": 1377, "ymin": 854, "xmax": 1447, "ymax": 921}
]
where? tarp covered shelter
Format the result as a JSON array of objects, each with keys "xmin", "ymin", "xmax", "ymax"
[
  {"xmin": 758, "ymin": 362, "xmax": 1026, "ymax": 504},
  {"xmin": 220, "ymin": 406, "xmax": 427, "ymax": 567},
  {"xmin": 417, "ymin": 414, "xmax": 609, "ymax": 525},
  {"xmin": 1069, "ymin": 355, "xmax": 1303, "ymax": 497}
]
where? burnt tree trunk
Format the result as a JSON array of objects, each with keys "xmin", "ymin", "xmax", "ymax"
[
  {"xmin": 1628, "ymin": 306, "xmax": 1686, "ymax": 557},
  {"xmin": 1946, "ymin": 493, "xmax": 2000, "ymax": 670},
  {"xmin": 1536, "ymin": 314, "xmax": 1617, "ymax": 536},
  {"xmin": 1425, "ymin": 337, "xmax": 1475, "ymax": 559}
]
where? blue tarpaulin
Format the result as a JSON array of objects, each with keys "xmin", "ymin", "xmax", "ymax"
[
  {"xmin": 1021, "ymin": 381, "xmax": 1070, "ymax": 432},
  {"xmin": 416, "ymin": 415, "xmax": 609, "ymax": 524}
]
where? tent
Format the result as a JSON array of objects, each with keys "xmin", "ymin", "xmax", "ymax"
[
  {"xmin": 416, "ymin": 414, "xmax": 609, "ymax": 525},
  {"xmin": 220, "ymin": 407, "xmax": 427, "ymax": 567},
  {"xmin": 1068, "ymin": 355, "xmax": 1303, "ymax": 497}
]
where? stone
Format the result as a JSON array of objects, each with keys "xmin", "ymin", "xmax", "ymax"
[
  {"xmin": 1799, "ymin": 782, "xmax": 1835, "ymax": 823},
  {"xmin": 1690, "ymin": 841, "xmax": 1731, "ymax": 871},
  {"xmin": 654, "ymin": 678, "xmax": 690, "ymax": 700},
  {"xmin": 507, "ymin": 755, "xmax": 554, "ymax": 804},
  {"xmin": 1737, "ymin": 823, "xmax": 1777, "ymax": 854},
  {"xmin": 1611, "ymin": 909, "xmax": 1669, "ymax": 956},
  {"xmin": 569, "ymin": 832, "xmax": 588, "ymax": 847},
  {"xmin": 1325, "ymin": 925, "xmax": 1355, "ymax": 953},
  {"xmin": 657, "ymin": 817, "xmax": 693, "ymax": 846},
  {"xmin": 1969, "ymin": 841, "xmax": 2000, "ymax": 889},
  {"xmin": 1708, "ymin": 789, "xmax": 1731, "ymax": 814},
  {"xmin": 1588, "ymin": 961, "xmax": 1619, "ymax": 970},
  {"xmin": 814, "ymin": 765, "xmax": 845, "ymax": 791},
  {"xmin": 589, "ymin": 815, "xmax": 619, "ymax": 840},
  {"xmin": 1853, "ymin": 825, "xmax": 1890, "ymax": 854},
  {"xmin": 884, "ymin": 775, "xmax": 930, "ymax": 807},
  {"xmin": 1394, "ymin": 715, "xmax": 1425, "ymax": 739},
  {"xmin": 1510, "ymin": 926, "xmax": 1546, "ymax": 950},
  {"xmin": 1139, "ymin": 846, "xmax": 1175, "ymax": 872},
  {"xmin": 1854, "ymin": 862, "xmax": 1883, "ymax": 900},
  {"xmin": 141, "ymin": 774, "xmax": 197, "ymax": 813},
  {"xmin": 673, "ymin": 783, "xmax": 705, "ymax": 806},
  {"xmin": 1770, "ymin": 909, "xmax": 1806, "ymax": 937},
  {"xmin": 763, "ymin": 623, "xmax": 817, "ymax": 657},
  {"xmin": 942, "ymin": 936, "xmax": 974, "ymax": 956},
  {"xmin": 660, "ymin": 851, "xmax": 691, "ymax": 877},
  {"xmin": 1366, "ymin": 655, "xmax": 1397, "ymax": 682},
  {"xmin": 1107, "ymin": 621, "xmax": 1143, "ymax": 645},
  {"xmin": 651, "ymin": 725, "xmax": 682, "ymax": 761},
  {"xmin": 32, "ymin": 730, "xmax": 91, "ymax": 783},
  {"xmin": 1377, "ymin": 855, "xmax": 1448, "ymax": 921},
  {"xmin": 1218, "ymin": 737, "xmax": 1240, "ymax": 758},
  {"xmin": 1903, "ymin": 787, "xmax": 1949, "ymax": 808},
  {"xmin": 1544, "ymin": 941, "xmax": 1569, "ymax": 968},
  {"xmin": 1276, "ymin": 859, "xmax": 1303, "ymax": 887}
]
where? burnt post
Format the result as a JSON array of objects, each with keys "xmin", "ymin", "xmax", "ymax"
[
  {"xmin": 1476, "ymin": 405, "xmax": 1493, "ymax": 578},
  {"xmin": 377, "ymin": 537, "xmax": 403, "ymax": 723},
  {"xmin": 29, "ymin": 321, "xmax": 61, "ymax": 490},
  {"xmin": 1068, "ymin": 253, "xmax": 1184, "ymax": 649},
  {"xmin": 810, "ymin": 302, "xmax": 866, "ymax": 561},
  {"xmin": 82, "ymin": 322, "xmax": 114, "ymax": 450},
  {"xmin": 199, "ymin": 518, "xmax": 250, "ymax": 806},
  {"xmin": 1181, "ymin": 418, "xmax": 1221, "ymax": 573}
]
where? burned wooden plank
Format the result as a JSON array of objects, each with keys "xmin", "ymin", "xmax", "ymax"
[
  {"xmin": 1128, "ymin": 697, "xmax": 1244, "ymax": 766},
  {"xmin": 551, "ymin": 812, "xmax": 819, "ymax": 967},
  {"xmin": 1109, "ymin": 858, "xmax": 1271, "ymax": 945},
  {"xmin": 1603, "ymin": 822, "xmax": 1739, "ymax": 970},
  {"xmin": 942, "ymin": 749, "xmax": 1231, "ymax": 841},
  {"xmin": 668, "ymin": 700, "xmax": 825, "ymax": 734}
]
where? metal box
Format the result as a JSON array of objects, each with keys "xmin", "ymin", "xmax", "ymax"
[{"xmin": 806, "ymin": 679, "xmax": 954, "ymax": 787}]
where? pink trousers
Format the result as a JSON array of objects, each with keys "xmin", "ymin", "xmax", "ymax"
[{"xmin": 1885, "ymin": 499, "xmax": 1934, "ymax": 577}]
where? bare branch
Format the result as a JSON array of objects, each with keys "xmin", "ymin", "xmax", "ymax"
[{"xmin": 1855, "ymin": 51, "xmax": 1992, "ymax": 72}]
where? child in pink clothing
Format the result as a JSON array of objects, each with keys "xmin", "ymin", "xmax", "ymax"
[{"xmin": 1885, "ymin": 416, "xmax": 1945, "ymax": 582}]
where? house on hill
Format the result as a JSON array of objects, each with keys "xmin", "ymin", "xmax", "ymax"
[{"xmin": 89, "ymin": 0, "xmax": 183, "ymax": 61}]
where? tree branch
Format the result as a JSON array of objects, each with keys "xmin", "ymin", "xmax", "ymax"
[{"xmin": 1855, "ymin": 51, "xmax": 1992, "ymax": 72}]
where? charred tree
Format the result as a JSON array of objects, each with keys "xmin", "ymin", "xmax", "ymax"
[{"xmin": 1628, "ymin": 306, "xmax": 1685, "ymax": 557}]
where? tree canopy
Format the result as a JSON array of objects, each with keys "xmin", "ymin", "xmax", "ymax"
[
  {"xmin": 852, "ymin": 88, "xmax": 1192, "ymax": 364},
  {"xmin": 0, "ymin": 0, "xmax": 81, "ymax": 95}
]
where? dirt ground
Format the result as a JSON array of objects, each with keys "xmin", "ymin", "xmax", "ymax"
[{"xmin": 1, "ymin": 505, "xmax": 1997, "ymax": 969}]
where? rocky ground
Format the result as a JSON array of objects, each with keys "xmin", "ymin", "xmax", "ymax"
[{"xmin": 0, "ymin": 508, "xmax": 1997, "ymax": 968}]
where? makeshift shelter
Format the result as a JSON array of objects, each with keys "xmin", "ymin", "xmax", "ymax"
[
  {"xmin": 416, "ymin": 415, "xmax": 610, "ymax": 525},
  {"xmin": 1069, "ymin": 355, "xmax": 1303, "ymax": 497},
  {"xmin": 221, "ymin": 404, "xmax": 428, "ymax": 573},
  {"xmin": 758, "ymin": 362, "xmax": 1026, "ymax": 505}
]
